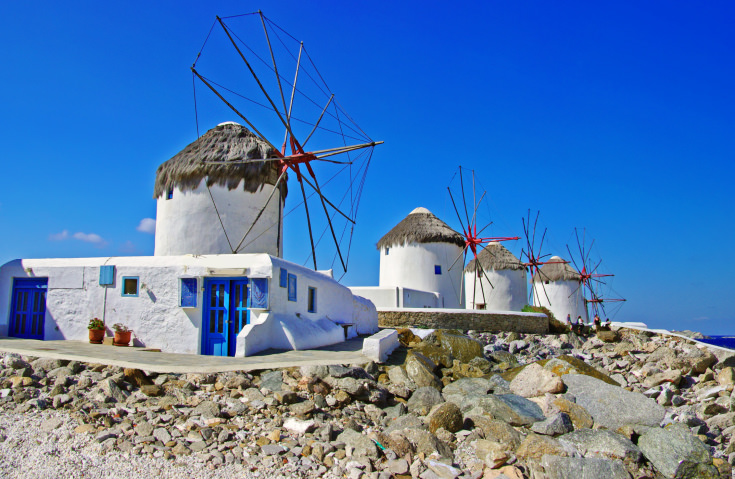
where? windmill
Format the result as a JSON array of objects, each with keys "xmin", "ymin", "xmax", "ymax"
[
  {"xmin": 445, "ymin": 167, "xmax": 520, "ymax": 309},
  {"xmin": 190, "ymin": 11, "xmax": 382, "ymax": 275},
  {"xmin": 565, "ymin": 228, "xmax": 626, "ymax": 320},
  {"xmin": 520, "ymin": 210, "xmax": 568, "ymax": 305}
]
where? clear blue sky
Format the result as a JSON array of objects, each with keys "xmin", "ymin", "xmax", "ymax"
[{"xmin": 1, "ymin": 1, "xmax": 733, "ymax": 334}]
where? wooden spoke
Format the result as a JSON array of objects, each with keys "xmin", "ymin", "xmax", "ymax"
[
  {"xmin": 259, "ymin": 12, "xmax": 289, "ymax": 122},
  {"xmin": 311, "ymin": 173, "xmax": 347, "ymax": 272},
  {"xmin": 303, "ymin": 94, "xmax": 334, "ymax": 147},
  {"xmin": 217, "ymin": 17, "xmax": 306, "ymax": 154},
  {"xmin": 299, "ymin": 177, "xmax": 318, "ymax": 270},
  {"xmin": 191, "ymin": 69, "xmax": 277, "ymax": 151}
]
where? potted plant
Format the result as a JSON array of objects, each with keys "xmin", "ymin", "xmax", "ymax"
[
  {"xmin": 112, "ymin": 323, "xmax": 132, "ymax": 347},
  {"xmin": 88, "ymin": 318, "xmax": 105, "ymax": 344}
]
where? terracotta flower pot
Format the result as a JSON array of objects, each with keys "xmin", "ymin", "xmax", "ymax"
[
  {"xmin": 113, "ymin": 330, "xmax": 132, "ymax": 346},
  {"xmin": 89, "ymin": 329, "xmax": 105, "ymax": 344}
]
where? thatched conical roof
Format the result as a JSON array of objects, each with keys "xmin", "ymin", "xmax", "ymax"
[
  {"xmin": 465, "ymin": 242, "xmax": 524, "ymax": 273},
  {"xmin": 376, "ymin": 207, "xmax": 464, "ymax": 249},
  {"xmin": 153, "ymin": 122, "xmax": 287, "ymax": 199},
  {"xmin": 532, "ymin": 256, "xmax": 580, "ymax": 283}
]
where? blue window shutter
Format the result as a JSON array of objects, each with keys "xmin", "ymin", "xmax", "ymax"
[
  {"xmin": 434, "ymin": 265, "xmax": 442, "ymax": 275},
  {"xmin": 288, "ymin": 274, "xmax": 297, "ymax": 302},
  {"xmin": 99, "ymin": 265, "xmax": 115, "ymax": 286},
  {"xmin": 180, "ymin": 278, "xmax": 197, "ymax": 307},
  {"xmin": 250, "ymin": 278, "xmax": 269, "ymax": 309},
  {"xmin": 279, "ymin": 268, "xmax": 288, "ymax": 288}
]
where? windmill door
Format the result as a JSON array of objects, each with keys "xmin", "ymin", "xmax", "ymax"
[
  {"xmin": 202, "ymin": 278, "xmax": 249, "ymax": 356},
  {"xmin": 9, "ymin": 278, "xmax": 48, "ymax": 340}
]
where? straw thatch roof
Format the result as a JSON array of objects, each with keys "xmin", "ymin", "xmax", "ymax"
[
  {"xmin": 153, "ymin": 122, "xmax": 287, "ymax": 199},
  {"xmin": 532, "ymin": 256, "xmax": 580, "ymax": 283},
  {"xmin": 376, "ymin": 207, "xmax": 464, "ymax": 249},
  {"xmin": 465, "ymin": 242, "xmax": 524, "ymax": 273}
]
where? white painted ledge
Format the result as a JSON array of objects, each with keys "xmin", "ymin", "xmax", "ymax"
[{"xmin": 362, "ymin": 329, "xmax": 399, "ymax": 363}]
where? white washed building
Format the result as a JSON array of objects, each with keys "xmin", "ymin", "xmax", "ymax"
[
  {"xmin": 351, "ymin": 207, "xmax": 465, "ymax": 308},
  {"xmin": 0, "ymin": 123, "xmax": 378, "ymax": 356}
]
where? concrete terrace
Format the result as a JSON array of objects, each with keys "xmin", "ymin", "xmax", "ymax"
[{"xmin": 0, "ymin": 337, "xmax": 369, "ymax": 374}]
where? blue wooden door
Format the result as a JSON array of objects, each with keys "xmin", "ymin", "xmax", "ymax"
[
  {"xmin": 203, "ymin": 279, "xmax": 229, "ymax": 356},
  {"xmin": 9, "ymin": 278, "xmax": 47, "ymax": 340},
  {"xmin": 203, "ymin": 278, "xmax": 250, "ymax": 357},
  {"xmin": 228, "ymin": 280, "xmax": 249, "ymax": 357}
]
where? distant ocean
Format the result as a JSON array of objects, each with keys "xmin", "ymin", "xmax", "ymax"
[{"xmin": 698, "ymin": 336, "xmax": 735, "ymax": 351}]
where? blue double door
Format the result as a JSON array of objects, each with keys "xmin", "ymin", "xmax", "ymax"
[
  {"xmin": 202, "ymin": 278, "xmax": 249, "ymax": 356},
  {"xmin": 9, "ymin": 278, "xmax": 47, "ymax": 340}
]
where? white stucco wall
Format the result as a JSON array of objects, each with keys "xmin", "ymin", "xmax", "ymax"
[
  {"xmin": 464, "ymin": 268, "xmax": 528, "ymax": 311},
  {"xmin": 378, "ymin": 242, "xmax": 464, "ymax": 309},
  {"xmin": 348, "ymin": 286, "xmax": 440, "ymax": 308},
  {"xmin": 154, "ymin": 179, "xmax": 284, "ymax": 257},
  {"xmin": 0, "ymin": 254, "xmax": 378, "ymax": 356},
  {"xmin": 532, "ymin": 279, "xmax": 588, "ymax": 323}
]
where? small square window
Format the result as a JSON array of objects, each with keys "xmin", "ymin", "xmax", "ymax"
[
  {"xmin": 308, "ymin": 287, "xmax": 317, "ymax": 313},
  {"xmin": 166, "ymin": 188, "xmax": 174, "ymax": 200},
  {"xmin": 434, "ymin": 265, "xmax": 442, "ymax": 275},
  {"xmin": 287, "ymin": 274, "xmax": 297, "ymax": 302},
  {"xmin": 180, "ymin": 278, "xmax": 197, "ymax": 307},
  {"xmin": 385, "ymin": 248, "xmax": 389, "ymax": 255},
  {"xmin": 122, "ymin": 277, "xmax": 139, "ymax": 297},
  {"xmin": 279, "ymin": 268, "xmax": 288, "ymax": 288}
]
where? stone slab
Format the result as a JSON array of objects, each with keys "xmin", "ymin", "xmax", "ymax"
[{"xmin": 362, "ymin": 329, "xmax": 399, "ymax": 363}]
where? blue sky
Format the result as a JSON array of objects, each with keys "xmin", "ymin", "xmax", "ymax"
[{"xmin": 1, "ymin": 1, "xmax": 733, "ymax": 334}]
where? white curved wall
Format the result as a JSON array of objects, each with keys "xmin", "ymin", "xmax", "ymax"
[
  {"xmin": 464, "ymin": 268, "xmax": 527, "ymax": 311},
  {"xmin": 532, "ymin": 279, "xmax": 588, "ymax": 323},
  {"xmin": 154, "ymin": 179, "xmax": 283, "ymax": 257},
  {"xmin": 0, "ymin": 254, "xmax": 378, "ymax": 356},
  {"xmin": 379, "ymin": 242, "xmax": 464, "ymax": 309}
]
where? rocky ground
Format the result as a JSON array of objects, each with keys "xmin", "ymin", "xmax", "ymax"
[{"xmin": 0, "ymin": 326, "xmax": 733, "ymax": 478}]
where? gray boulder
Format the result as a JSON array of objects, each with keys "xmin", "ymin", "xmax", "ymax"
[
  {"xmin": 99, "ymin": 378, "xmax": 127, "ymax": 403},
  {"xmin": 192, "ymin": 400, "xmax": 221, "ymax": 418},
  {"xmin": 558, "ymin": 429, "xmax": 641, "ymax": 463},
  {"xmin": 531, "ymin": 413, "xmax": 574, "ymax": 436},
  {"xmin": 541, "ymin": 455, "xmax": 630, "ymax": 479},
  {"xmin": 404, "ymin": 352, "xmax": 442, "ymax": 390},
  {"xmin": 638, "ymin": 423, "xmax": 716, "ymax": 478},
  {"xmin": 441, "ymin": 377, "xmax": 492, "ymax": 405},
  {"xmin": 387, "ymin": 366, "xmax": 417, "ymax": 391},
  {"xmin": 463, "ymin": 394, "xmax": 544, "ymax": 426},
  {"xmin": 384, "ymin": 414, "xmax": 427, "ymax": 434},
  {"xmin": 4, "ymin": 354, "xmax": 30, "ymax": 370},
  {"xmin": 563, "ymin": 374, "xmax": 665, "ymax": 430},
  {"xmin": 510, "ymin": 363, "xmax": 564, "ymax": 398},
  {"xmin": 153, "ymin": 427, "xmax": 171, "ymax": 444},
  {"xmin": 402, "ymin": 428, "xmax": 452, "ymax": 458},
  {"xmin": 407, "ymin": 386, "xmax": 444, "ymax": 416},
  {"xmin": 259, "ymin": 371, "xmax": 283, "ymax": 391},
  {"xmin": 495, "ymin": 394, "xmax": 546, "ymax": 423},
  {"xmin": 31, "ymin": 358, "xmax": 67, "ymax": 372},
  {"xmin": 336, "ymin": 428, "xmax": 379, "ymax": 458}
]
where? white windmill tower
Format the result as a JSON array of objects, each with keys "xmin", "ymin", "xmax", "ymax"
[
  {"xmin": 464, "ymin": 242, "xmax": 527, "ymax": 311},
  {"xmin": 376, "ymin": 207, "xmax": 465, "ymax": 308},
  {"xmin": 153, "ymin": 122, "xmax": 286, "ymax": 257}
]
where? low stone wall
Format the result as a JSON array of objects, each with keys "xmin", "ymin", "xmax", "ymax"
[{"xmin": 378, "ymin": 308, "xmax": 549, "ymax": 334}]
